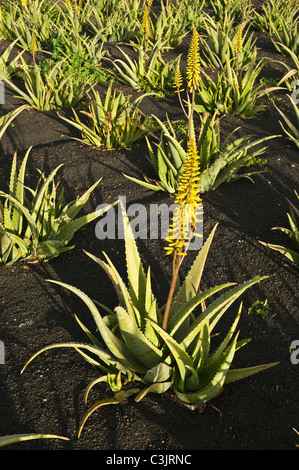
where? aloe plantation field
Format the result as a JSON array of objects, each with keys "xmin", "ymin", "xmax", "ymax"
[{"xmin": 0, "ymin": 0, "xmax": 298, "ymax": 453}]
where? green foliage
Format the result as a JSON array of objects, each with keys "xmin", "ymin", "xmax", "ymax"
[
  {"xmin": 124, "ymin": 113, "xmax": 277, "ymax": 194},
  {"xmin": 0, "ymin": 149, "xmax": 110, "ymax": 265},
  {"xmin": 248, "ymin": 299, "xmax": 269, "ymax": 319},
  {"xmin": 275, "ymin": 95, "xmax": 299, "ymax": 149},
  {"xmin": 110, "ymin": 41, "xmax": 178, "ymax": 97},
  {"xmin": 58, "ymin": 84, "xmax": 154, "ymax": 149},
  {"xmin": 271, "ymin": 17, "xmax": 299, "ymax": 57},
  {"xmin": 0, "ymin": 0, "xmax": 59, "ymax": 51},
  {"xmin": 199, "ymin": 15, "xmax": 257, "ymax": 70},
  {"xmin": 40, "ymin": 30, "xmax": 108, "ymax": 85},
  {"xmin": 0, "ymin": 434, "xmax": 69, "ymax": 448},
  {"xmin": 0, "ymin": 39, "xmax": 25, "ymax": 79},
  {"xmin": 0, "ymin": 57, "xmax": 90, "ymax": 111},
  {"xmin": 194, "ymin": 52, "xmax": 282, "ymax": 117},
  {"xmin": 22, "ymin": 204, "xmax": 278, "ymax": 437},
  {"xmin": 260, "ymin": 191, "xmax": 299, "ymax": 265},
  {"xmin": 253, "ymin": 0, "xmax": 298, "ymax": 32}
]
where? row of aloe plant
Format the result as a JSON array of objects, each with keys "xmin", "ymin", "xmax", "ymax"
[{"xmin": 19, "ymin": 24, "xmax": 280, "ymax": 440}]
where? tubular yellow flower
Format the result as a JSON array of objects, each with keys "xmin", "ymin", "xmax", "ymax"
[
  {"xmin": 234, "ymin": 24, "xmax": 243, "ymax": 53},
  {"xmin": 20, "ymin": 0, "xmax": 27, "ymax": 6},
  {"xmin": 0, "ymin": 7, "xmax": 2, "ymax": 22},
  {"xmin": 186, "ymin": 24, "xmax": 201, "ymax": 92},
  {"xmin": 30, "ymin": 34, "xmax": 36, "ymax": 57},
  {"xmin": 173, "ymin": 60, "xmax": 184, "ymax": 93},
  {"xmin": 142, "ymin": 4, "xmax": 150, "ymax": 39},
  {"xmin": 165, "ymin": 134, "xmax": 202, "ymax": 256}
]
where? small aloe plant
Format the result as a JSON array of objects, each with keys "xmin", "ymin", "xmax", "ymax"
[
  {"xmin": 0, "ymin": 148, "xmax": 111, "ymax": 265},
  {"xmin": 260, "ymin": 191, "xmax": 299, "ymax": 265},
  {"xmin": 22, "ymin": 134, "xmax": 278, "ymax": 437}
]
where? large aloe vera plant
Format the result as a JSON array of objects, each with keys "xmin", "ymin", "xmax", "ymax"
[
  {"xmin": 22, "ymin": 201, "xmax": 278, "ymax": 437},
  {"xmin": 0, "ymin": 148, "xmax": 110, "ymax": 265}
]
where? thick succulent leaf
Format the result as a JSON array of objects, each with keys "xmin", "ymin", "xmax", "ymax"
[
  {"xmin": 182, "ymin": 276, "xmax": 267, "ymax": 350},
  {"xmin": 115, "ymin": 306, "xmax": 164, "ymax": 369},
  {"xmin": 119, "ymin": 200, "xmax": 149, "ymax": 316},
  {"xmin": 59, "ymin": 178, "xmax": 104, "ymax": 221},
  {"xmin": 224, "ymin": 361, "xmax": 280, "ymax": 384},
  {"xmin": 0, "ymin": 191, "xmax": 38, "ymax": 237},
  {"xmin": 259, "ymin": 240, "xmax": 299, "ymax": 264},
  {"xmin": 168, "ymin": 224, "xmax": 218, "ymax": 320},
  {"xmin": 147, "ymin": 319, "xmax": 198, "ymax": 388},
  {"xmin": 78, "ymin": 387, "xmax": 141, "ymax": 439},
  {"xmin": 134, "ymin": 382, "xmax": 172, "ymax": 402},
  {"xmin": 21, "ymin": 341, "xmax": 141, "ymax": 377},
  {"xmin": 84, "ymin": 250, "xmax": 125, "ymax": 307},
  {"xmin": 142, "ymin": 362, "xmax": 173, "ymax": 385},
  {"xmin": 206, "ymin": 302, "xmax": 243, "ymax": 365},
  {"xmin": 45, "ymin": 281, "xmax": 147, "ymax": 374},
  {"xmin": 167, "ymin": 282, "xmax": 235, "ymax": 338},
  {"xmin": 173, "ymin": 334, "xmax": 239, "ymax": 403},
  {"xmin": 54, "ymin": 205, "xmax": 110, "ymax": 244}
]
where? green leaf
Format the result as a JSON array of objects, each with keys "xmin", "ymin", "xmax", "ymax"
[{"xmin": 0, "ymin": 434, "xmax": 69, "ymax": 448}]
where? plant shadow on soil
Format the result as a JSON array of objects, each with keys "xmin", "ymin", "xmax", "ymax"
[{"xmin": 0, "ymin": 1, "xmax": 298, "ymax": 451}]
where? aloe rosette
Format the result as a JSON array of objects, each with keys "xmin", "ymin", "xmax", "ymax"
[{"xmin": 22, "ymin": 202, "xmax": 278, "ymax": 437}]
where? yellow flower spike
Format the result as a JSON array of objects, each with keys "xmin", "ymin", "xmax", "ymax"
[
  {"xmin": 20, "ymin": 0, "xmax": 27, "ymax": 7},
  {"xmin": 0, "ymin": 7, "xmax": 2, "ymax": 22},
  {"xmin": 65, "ymin": 0, "xmax": 71, "ymax": 7},
  {"xmin": 234, "ymin": 24, "xmax": 243, "ymax": 54},
  {"xmin": 173, "ymin": 59, "xmax": 184, "ymax": 93},
  {"xmin": 165, "ymin": 134, "xmax": 202, "ymax": 256},
  {"xmin": 186, "ymin": 24, "xmax": 201, "ymax": 92},
  {"xmin": 142, "ymin": 4, "xmax": 150, "ymax": 39},
  {"xmin": 30, "ymin": 34, "xmax": 36, "ymax": 58}
]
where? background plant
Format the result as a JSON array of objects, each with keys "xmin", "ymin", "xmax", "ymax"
[
  {"xmin": 110, "ymin": 40, "xmax": 178, "ymax": 97},
  {"xmin": 0, "ymin": 149, "xmax": 110, "ymax": 265},
  {"xmin": 275, "ymin": 96, "xmax": 299, "ymax": 149},
  {"xmin": 0, "ymin": 57, "xmax": 90, "ymax": 111},
  {"xmin": 58, "ymin": 84, "xmax": 154, "ymax": 149},
  {"xmin": 260, "ymin": 191, "xmax": 299, "ymax": 265}
]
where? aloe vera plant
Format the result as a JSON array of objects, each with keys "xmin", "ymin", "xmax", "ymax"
[
  {"xmin": 57, "ymin": 84, "xmax": 154, "ymax": 149},
  {"xmin": 125, "ymin": 111, "xmax": 277, "ymax": 194},
  {"xmin": 22, "ymin": 200, "xmax": 278, "ymax": 437},
  {"xmin": 0, "ymin": 149, "xmax": 111, "ymax": 265},
  {"xmin": 260, "ymin": 191, "xmax": 299, "ymax": 265},
  {"xmin": 0, "ymin": 57, "xmax": 89, "ymax": 111}
]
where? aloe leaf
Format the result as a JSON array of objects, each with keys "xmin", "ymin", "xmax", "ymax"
[
  {"xmin": 168, "ymin": 224, "xmax": 218, "ymax": 319},
  {"xmin": 0, "ymin": 434, "xmax": 69, "ymax": 448},
  {"xmin": 183, "ymin": 276, "xmax": 268, "ymax": 350},
  {"xmin": 259, "ymin": 241, "xmax": 299, "ymax": 264},
  {"xmin": 54, "ymin": 205, "xmax": 110, "ymax": 244},
  {"xmin": 0, "ymin": 191, "xmax": 38, "ymax": 237},
  {"xmin": 224, "ymin": 361, "xmax": 280, "ymax": 384},
  {"xmin": 120, "ymin": 200, "xmax": 149, "ymax": 315},
  {"xmin": 21, "ymin": 341, "xmax": 138, "ymax": 377},
  {"xmin": 116, "ymin": 306, "xmax": 164, "ymax": 369},
  {"xmin": 134, "ymin": 381, "xmax": 172, "ymax": 402},
  {"xmin": 78, "ymin": 388, "xmax": 140, "ymax": 439},
  {"xmin": 59, "ymin": 177, "xmax": 104, "ymax": 220},
  {"xmin": 167, "ymin": 283, "xmax": 235, "ymax": 339},
  {"xmin": 142, "ymin": 362, "xmax": 173, "ymax": 385},
  {"xmin": 84, "ymin": 250, "xmax": 125, "ymax": 307},
  {"xmin": 173, "ymin": 334, "xmax": 239, "ymax": 403},
  {"xmin": 45, "ymin": 282, "xmax": 147, "ymax": 374},
  {"xmin": 147, "ymin": 319, "xmax": 196, "ymax": 386}
]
